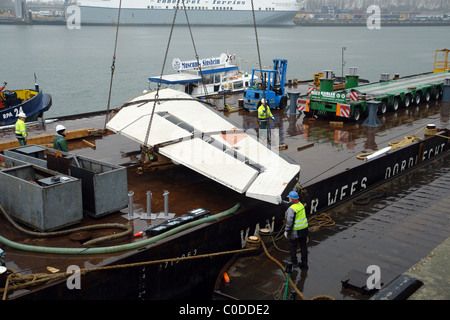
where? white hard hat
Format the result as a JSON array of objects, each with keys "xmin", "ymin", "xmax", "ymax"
[
  {"xmin": 56, "ymin": 124, "xmax": 66, "ymax": 132},
  {"xmin": 261, "ymin": 98, "xmax": 267, "ymax": 104},
  {"xmin": 18, "ymin": 112, "xmax": 26, "ymax": 118}
]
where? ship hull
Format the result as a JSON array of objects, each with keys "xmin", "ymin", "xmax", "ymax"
[
  {"xmin": 78, "ymin": 6, "xmax": 297, "ymax": 26},
  {"xmin": 9, "ymin": 130, "xmax": 449, "ymax": 300},
  {"xmin": 12, "ymin": 200, "xmax": 283, "ymax": 300}
]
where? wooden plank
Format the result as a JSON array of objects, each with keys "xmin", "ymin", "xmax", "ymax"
[
  {"xmin": 0, "ymin": 128, "xmax": 96, "ymax": 151},
  {"xmin": 81, "ymin": 139, "xmax": 96, "ymax": 150},
  {"xmin": 297, "ymin": 142, "xmax": 314, "ymax": 152}
]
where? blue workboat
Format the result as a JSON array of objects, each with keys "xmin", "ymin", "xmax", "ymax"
[{"xmin": 0, "ymin": 81, "xmax": 52, "ymax": 126}]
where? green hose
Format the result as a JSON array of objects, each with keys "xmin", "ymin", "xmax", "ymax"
[{"xmin": 0, "ymin": 203, "xmax": 240, "ymax": 255}]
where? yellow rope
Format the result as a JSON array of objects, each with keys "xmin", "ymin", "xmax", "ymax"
[
  {"xmin": 308, "ymin": 212, "xmax": 335, "ymax": 232},
  {"xmin": 259, "ymin": 239, "xmax": 335, "ymax": 300},
  {"xmin": 1, "ymin": 213, "xmax": 337, "ymax": 300},
  {"xmin": 357, "ymin": 126, "xmax": 426, "ymax": 160}
]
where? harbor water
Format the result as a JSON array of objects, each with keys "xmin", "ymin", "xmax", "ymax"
[
  {"xmin": 1, "ymin": 22, "xmax": 450, "ymax": 302},
  {"xmin": 1, "ymin": 24, "xmax": 449, "ymax": 118}
]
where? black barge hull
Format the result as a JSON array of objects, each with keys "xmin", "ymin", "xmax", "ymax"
[{"xmin": 9, "ymin": 131, "xmax": 449, "ymax": 300}]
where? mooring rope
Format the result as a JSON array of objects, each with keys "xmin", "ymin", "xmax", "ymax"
[
  {"xmin": 259, "ymin": 238, "xmax": 335, "ymax": 300},
  {"xmin": 357, "ymin": 125, "xmax": 450, "ymax": 160},
  {"xmin": 1, "ymin": 245, "xmax": 257, "ymax": 300}
]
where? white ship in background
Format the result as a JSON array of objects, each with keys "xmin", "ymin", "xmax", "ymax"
[{"xmin": 76, "ymin": 0, "xmax": 302, "ymax": 26}]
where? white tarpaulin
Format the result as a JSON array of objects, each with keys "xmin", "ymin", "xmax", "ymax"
[{"xmin": 106, "ymin": 88, "xmax": 300, "ymax": 204}]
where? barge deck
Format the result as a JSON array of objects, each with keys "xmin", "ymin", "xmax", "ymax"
[{"xmin": 0, "ymin": 88, "xmax": 449, "ymax": 300}]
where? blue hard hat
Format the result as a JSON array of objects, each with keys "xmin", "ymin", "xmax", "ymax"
[{"xmin": 288, "ymin": 191, "xmax": 299, "ymax": 200}]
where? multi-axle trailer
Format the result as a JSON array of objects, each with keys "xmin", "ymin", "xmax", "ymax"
[
  {"xmin": 298, "ymin": 50, "xmax": 450, "ymax": 121},
  {"xmin": 298, "ymin": 70, "xmax": 449, "ymax": 121}
]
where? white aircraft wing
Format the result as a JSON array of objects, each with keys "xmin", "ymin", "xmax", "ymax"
[{"xmin": 106, "ymin": 88, "xmax": 300, "ymax": 204}]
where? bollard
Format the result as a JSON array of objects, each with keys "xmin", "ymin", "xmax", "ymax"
[
  {"xmin": 122, "ymin": 190, "xmax": 140, "ymax": 220},
  {"xmin": 128, "ymin": 191, "xmax": 134, "ymax": 219},
  {"xmin": 140, "ymin": 191, "xmax": 157, "ymax": 220},
  {"xmin": 443, "ymin": 78, "xmax": 450, "ymax": 102},
  {"xmin": 362, "ymin": 101, "xmax": 382, "ymax": 127},
  {"xmin": 345, "ymin": 67, "xmax": 359, "ymax": 89},
  {"xmin": 380, "ymin": 73, "xmax": 390, "ymax": 83},
  {"xmin": 157, "ymin": 190, "xmax": 175, "ymax": 219},
  {"xmin": 286, "ymin": 91, "xmax": 300, "ymax": 115},
  {"xmin": 164, "ymin": 190, "xmax": 169, "ymax": 218},
  {"xmin": 147, "ymin": 191, "xmax": 152, "ymax": 217}
]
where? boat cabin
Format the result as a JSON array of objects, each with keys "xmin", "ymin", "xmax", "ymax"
[{"xmin": 148, "ymin": 53, "xmax": 255, "ymax": 98}]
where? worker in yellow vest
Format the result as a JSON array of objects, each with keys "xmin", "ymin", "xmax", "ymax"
[
  {"xmin": 284, "ymin": 191, "xmax": 309, "ymax": 270},
  {"xmin": 15, "ymin": 112, "xmax": 27, "ymax": 146},
  {"xmin": 257, "ymin": 99, "xmax": 274, "ymax": 129}
]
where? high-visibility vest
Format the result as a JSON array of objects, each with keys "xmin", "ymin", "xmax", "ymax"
[
  {"xmin": 15, "ymin": 119, "xmax": 27, "ymax": 138},
  {"xmin": 290, "ymin": 202, "xmax": 308, "ymax": 231},
  {"xmin": 258, "ymin": 105, "xmax": 272, "ymax": 120}
]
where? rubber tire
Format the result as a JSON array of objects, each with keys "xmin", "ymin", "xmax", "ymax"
[
  {"xmin": 414, "ymin": 93, "xmax": 421, "ymax": 105},
  {"xmin": 353, "ymin": 107, "xmax": 362, "ymax": 121},
  {"xmin": 379, "ymin": 102, "xmax": 387, "ymax": 114},
  {"xmin": 435, "ymin": 88, "xmax": 441, "ymax": 100},
  {"xmin": 392, "ymin": 99, "xmax": 400, "ymax": 111},
  {"xmin": 404, "ymin": 95, "xmax": 411, "ymax": 108},
  {"xmin": 424, "ymin": 91, "xmax": 431, "ymax": 102},
  {"xmin": 278, "ymin": 96, "xmax": 287, "ymax": 110}
]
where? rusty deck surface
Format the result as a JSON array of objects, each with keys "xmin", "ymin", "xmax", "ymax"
[{"xmin": 0, "ymin": 92, "xmax": 449, "ymax": 299}]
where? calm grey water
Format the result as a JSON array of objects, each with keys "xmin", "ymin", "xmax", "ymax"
[{"xmin": 1, "ymin": 24, "xmax": 449, "ymax": 117}]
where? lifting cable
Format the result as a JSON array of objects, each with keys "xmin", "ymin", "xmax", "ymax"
[
  {"xmin": 250, "ymin": 0, "xmax": 266, "ymax": 102},
  {"xmin": 143, "ymin": 0, "xmax": 203, "ymax": 148},
  {"xmin": 143, "ymin": 0, "xmax": 180, "ymax": 148},
  {"xmin": 181, "ymin": 1, "xmax": 210, "ymax": 100},
  {"xmin": 104, "ymin": 0, "xmax": 123, "ymax": 130}
]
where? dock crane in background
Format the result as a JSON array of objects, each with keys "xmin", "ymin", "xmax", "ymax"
[{"xmin": 243, "ymin": 59, "xmax": 288, "ymax": 111}]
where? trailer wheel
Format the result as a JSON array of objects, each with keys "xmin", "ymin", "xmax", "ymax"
[
  {"xmin": 278, "ymin": 96, "xmax": 287, "ymax": 110},
  {"xmin": 424, "ymin": 90, "xmax": 431, "ymax": 102},
  {"xmin": 434, "ymin": 88, "xmax": 442, "ymax": 100},
  {"xmin": 378, "ymin": 101, "xmax": 387, "ymax": 114},
  {"xmin": 353, "ymin": 107, "xmax": 362, "ymax": 121},
  {"xmin": 392, "ymin": 99, "xmax": 400, "ymax": 111},
  {"xmin": 404, "ymin": 95, "xmax": 411, "ymax": 108},
  {"xmin": 414, "ymin": 93, "xmax": 421, "ymax": 105}
]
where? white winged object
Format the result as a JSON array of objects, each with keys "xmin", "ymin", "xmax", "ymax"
[{"xmin": 106, "ymin": 88, "xmax": 300, "ymax": 204}]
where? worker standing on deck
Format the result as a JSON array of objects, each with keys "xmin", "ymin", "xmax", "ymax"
[
  {"xmin": 257, "ymin": 99, "xmax": 275, "ymax": 130},
  {"xmin": 15, "ymin": 112, "xmax": 27, "ymax": 146},
  {"xmin": 284, "ymin": 191, "xmax": 309, "ymax": 270},
  {"xmin": 53, "ymin": 125, "xmax": 69, "ymax": 152}
]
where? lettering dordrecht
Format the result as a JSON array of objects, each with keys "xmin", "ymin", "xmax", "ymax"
[{"xmin": 385, "ymin": 143, "xmax": 446, "ymax": 179}]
